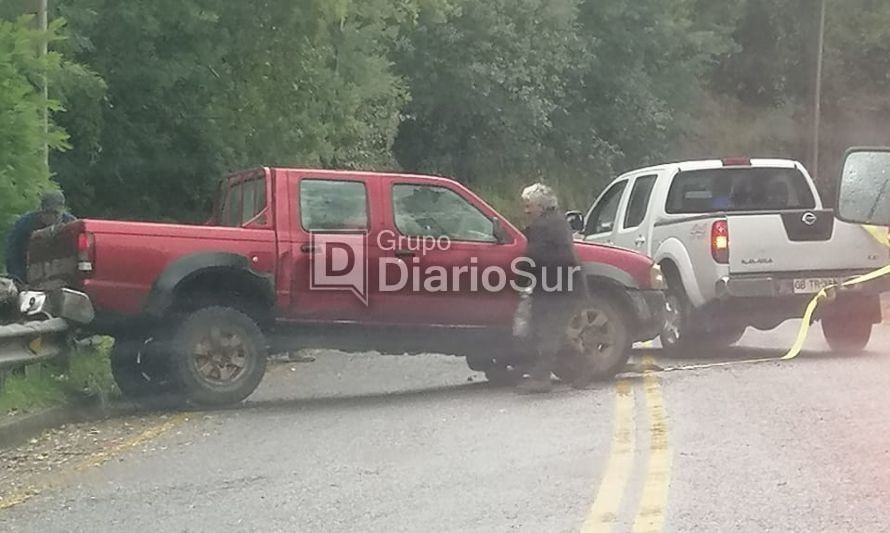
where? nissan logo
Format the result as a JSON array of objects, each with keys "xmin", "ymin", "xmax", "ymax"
[{"xmin": 801, "ymin": 212, "xmax": 817, "ymax": 226}]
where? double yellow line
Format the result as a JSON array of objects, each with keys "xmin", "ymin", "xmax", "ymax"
[{"xmin": 580, "ymin": 354, "xmax": 671, "ymax": 533}]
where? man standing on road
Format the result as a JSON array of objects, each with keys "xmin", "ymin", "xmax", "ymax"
[
  {"xmin": 4, "ymin": 190, "xmax": 76, "ymax": 286},
  {"xmin": 516, "ymin": 183, "xmax": 586, "ymax": 394}
]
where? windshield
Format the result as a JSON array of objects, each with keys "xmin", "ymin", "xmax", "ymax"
[{"xmin": 665, "ymin": 167, "xmax": 817, "ymax": 214}]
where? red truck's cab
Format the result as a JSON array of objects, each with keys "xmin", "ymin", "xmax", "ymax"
[{"xmin": 27, "ymin": 168, "xmax": 666, "ymax": 406}]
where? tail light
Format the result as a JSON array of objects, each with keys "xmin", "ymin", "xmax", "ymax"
[
  {"xmin": 77, "ymin": 232, "xmax": 95, "ymax": 275},
  {"xmin": 721, "ymin": 157, "xmax": 751, "ymax": 166},
  {"xmin": 711, "ymin": 220, "xmax": 729, "ymax": 264}
]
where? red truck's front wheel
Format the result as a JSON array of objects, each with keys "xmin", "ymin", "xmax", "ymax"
[
  {"xmin": 559, "ymin": 297, "xmax": 632, "ymax": 387},
  {"xmin": 169, "ymin": 306, "xmax": 268, "ymax": 406}
]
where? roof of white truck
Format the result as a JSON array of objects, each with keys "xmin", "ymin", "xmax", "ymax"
[{"xmin": 623, "ymin": 157, "xmax": 803, "ymax": 176}]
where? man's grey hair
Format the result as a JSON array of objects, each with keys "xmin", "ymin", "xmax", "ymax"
[{"xmin": 521, "ymin": 182, "xmax": 558, "ymax": 210}]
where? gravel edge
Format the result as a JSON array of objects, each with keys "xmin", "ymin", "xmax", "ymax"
[{"xmin": 0, "ymin": 402, "xmax": 136, "ymax": 449}]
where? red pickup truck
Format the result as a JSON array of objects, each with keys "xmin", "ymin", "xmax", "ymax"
[{"xmin": 27, "ymin": 168, "xmax": 667, "ymax": 406}]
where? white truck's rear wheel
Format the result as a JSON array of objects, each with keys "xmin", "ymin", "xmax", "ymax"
[{"xmin": 822, "ymin": 316, "xmax": 872, "ymax": 354}]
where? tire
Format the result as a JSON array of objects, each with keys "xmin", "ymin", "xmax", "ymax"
[
  {"xmin": 659, "ymin": 281, "xmax": 691, "ymax": 356},
  {"xmin": 169, "ymin": 306, "xmax": 268, "ymax": 406},
  {"xmin": 822, "ymin": 315, "xmax": 872, "ymax": 354},
  {"xmin": 660, "ymin": 279, "xmax": 744, "ymax": 356},
  {"xmin": 110, "ymin": 337, "xmax": 179, "ymax": 401},
  {"xmin": 565, "ymin": 297, "xmax": 632, "ymax": 388},
  {"xmin": 551, "ymin": 356, "xmax": 578, "ymax": 384},
  {"xmin": 110, "ymin": 337, "xmax": 184, "ymax": 410}
]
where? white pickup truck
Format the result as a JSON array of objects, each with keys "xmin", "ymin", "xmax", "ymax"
[{"xmin": 567, "ymin": 157, "xmax": 889, "ymax": 354}]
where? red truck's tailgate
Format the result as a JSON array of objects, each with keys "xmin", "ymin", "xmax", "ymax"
[{"xmin": 28, "ymin": 219, "xmax": 277, "ymax": 316}]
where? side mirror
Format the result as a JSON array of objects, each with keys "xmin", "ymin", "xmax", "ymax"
[
  {"xmin": 492, "ymin": 217, "xmax": 511, "ymax": 244},
  {"xmin": 565, "ymin": 211, "xmax": 584, "ymax": 232},
  {"xmin": 836, "ymin": 147, "xmax": 890, "ymax": 226}
]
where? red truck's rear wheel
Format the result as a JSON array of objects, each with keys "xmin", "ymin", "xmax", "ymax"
[{"xmin": 169, "ymin": 306, "xmax": 267, "ymax": 406}]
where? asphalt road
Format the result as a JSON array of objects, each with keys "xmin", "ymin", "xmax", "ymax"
[{"xmin": 2, "ymin": 321, "xmax": 890, "ymax": 533}]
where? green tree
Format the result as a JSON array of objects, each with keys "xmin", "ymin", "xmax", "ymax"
[
  {"xmin": 393, "ymin": 0, "xmax": 579, "ymax": 186},
  {"xmin": 394, "ymin": 0, "xmax": 730, "ymax": 209},
  {"xmin": 52, "ymin": 0, "xmax": 413, "ymax": 222},
  {"xmin": 0, "ymin": 14, "xmax": 102, "ymax": 261}
]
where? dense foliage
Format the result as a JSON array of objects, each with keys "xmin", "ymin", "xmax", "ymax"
[{"xmin": 2, "ymin": 0, "xmax": 889, "ymax": 229}]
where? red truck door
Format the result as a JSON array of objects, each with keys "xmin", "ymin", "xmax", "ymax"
[
  {"xmin": 282, "ymin": 172, "xmax": 388, "ymax": 322},
  {"xmin": 375, "ymin": 177, "xmax": 525, "ymax": 327}
]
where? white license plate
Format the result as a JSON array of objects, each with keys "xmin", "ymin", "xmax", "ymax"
[{"xmin": 792, "ymin": 278, "xmax": 838, "ymax": 294}]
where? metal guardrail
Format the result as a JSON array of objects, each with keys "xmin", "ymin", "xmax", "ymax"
[
  {"xmin": 0, "ymin": 317, "xmax": 71, "ymax": 371},
  {"xmin": 0, "ymin": 280, "xmax": 94, "ymax": 376}
]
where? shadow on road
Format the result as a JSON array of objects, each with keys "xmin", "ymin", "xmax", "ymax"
[
  {"xmin": 137, "ymin": 376, "xmax": 622, "ymax": 418},
  {"xmin": 631, "ymin": 345, "xmax": 883, "ymax": 364},
  {"xmin": 230, "ymin": 376, "xmax": 638, "ymax": 414}
]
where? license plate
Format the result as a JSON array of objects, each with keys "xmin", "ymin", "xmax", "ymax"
[{"xmin": 792, "ymin": 278, "xmax": 838, "ymax": 294}]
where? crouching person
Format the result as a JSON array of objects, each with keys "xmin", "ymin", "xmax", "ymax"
[{"xmin": 516, "ymin": 183, "xmax": 587, "ymax": 394}]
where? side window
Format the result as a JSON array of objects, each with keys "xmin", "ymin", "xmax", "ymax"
[
  {"xmin": 392, "ymin": 184, "xmax": 496, "ymax": 242},
  {"xmin": 300, "ymin": 179, "xmax": 369, "ymax": 231},
  {"xmin": 220, "ymin": 181, "xmax": 242, "ymax": 227},
  {"xmin": 584, "ymin": 181, "xmax": 627, "ymax": 235},
  {"xmin": 241, "ymin": 179, "xmax": 257, "ymax": 223},
  {"xmin": 623, "ymin": 175, "xmax": 657, "ymax": 229}
]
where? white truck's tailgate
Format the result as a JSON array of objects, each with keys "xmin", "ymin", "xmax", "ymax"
[{"xmin": 728, "ymin": 209, "xmax": 887, "ymax": 275}]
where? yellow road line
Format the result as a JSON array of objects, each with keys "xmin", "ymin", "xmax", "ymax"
[
  {"xmin": 580, "ymin": 379, "xmax": 636, "ymax": 533},
  {"xmin": 632, "ymin": 356, "xmax": 672, "ymax": 533},
  {"xmin": 0, "ymin": 413, "xmax": 190, "ymax": 511}
]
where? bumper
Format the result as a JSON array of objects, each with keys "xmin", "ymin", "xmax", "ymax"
[
  {"xmin": 19, "ymin": 288, "xmax": 95, "ymax": 325},
  {"xmin": 629, "ymin": 289, "xmax": 668, "ymax": 342},
  {"xmin": 716, "ymin": 270, "xmax": 890, "ymax": 300},
  {"xmin": 711, "ymin": 270, "xmax": 889, "ymax": 327},
  {"xmin": 0, "ymin": 287, "xmax": 94, "ymax": 371}
]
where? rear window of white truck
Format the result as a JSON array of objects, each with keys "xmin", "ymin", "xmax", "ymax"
[{"xmin": 665, "ymin": 167, "xmax": 817, "ymax": 214}]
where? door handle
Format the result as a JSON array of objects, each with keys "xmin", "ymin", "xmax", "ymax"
[
  {"xmin": 394, "ymin": 249, "xmax": 415, "ymax": 258},
  {"xmin": 299, "ymin": 244, "xmax": 317, "ymax": 253},
  {"xmin": 635, "ymin": 236, "xmax": 647, "ymax": 246}
]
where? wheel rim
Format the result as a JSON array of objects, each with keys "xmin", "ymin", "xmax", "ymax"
[
  {"xmin": 565, "ymin": 307, "xmax": 620, "ymax": 365},
  {"xmin": 191, "ymin": 326, "xmax": 250, "ymax": 384},
  {"xmin": 662, "ymin": 294, "xmax": 682, "ymax": 346}
]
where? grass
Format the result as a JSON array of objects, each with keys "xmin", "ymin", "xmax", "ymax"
[{"xmin": 0, "ymin": 337, "xmax": 118, "ymax": 417}]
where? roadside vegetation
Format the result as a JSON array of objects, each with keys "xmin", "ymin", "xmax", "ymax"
[{"xmin": 0, "ymin": 338, "xmax": 115, "ymax": 416}]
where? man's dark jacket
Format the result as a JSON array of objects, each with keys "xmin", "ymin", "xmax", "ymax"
[
  {"xmin": 521, "ymin": 208, "xmax": 586, "ymax": 300},
  {"xmin": 4, "ymin": 211, "xmax": 75, "ymax": 283}
]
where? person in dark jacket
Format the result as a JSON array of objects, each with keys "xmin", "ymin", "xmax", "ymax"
[
  {"xmin": 516, "ymin": 183, "xmax": 586, "ymax": 394},
  {"xmin": 4, "ymin": 190, "xmax": 75, "ymax": 285}
]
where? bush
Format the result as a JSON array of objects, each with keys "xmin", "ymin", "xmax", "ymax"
[{"xmin": 0, "ymin": 336, "xmax": 116, "ymax": 416}]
